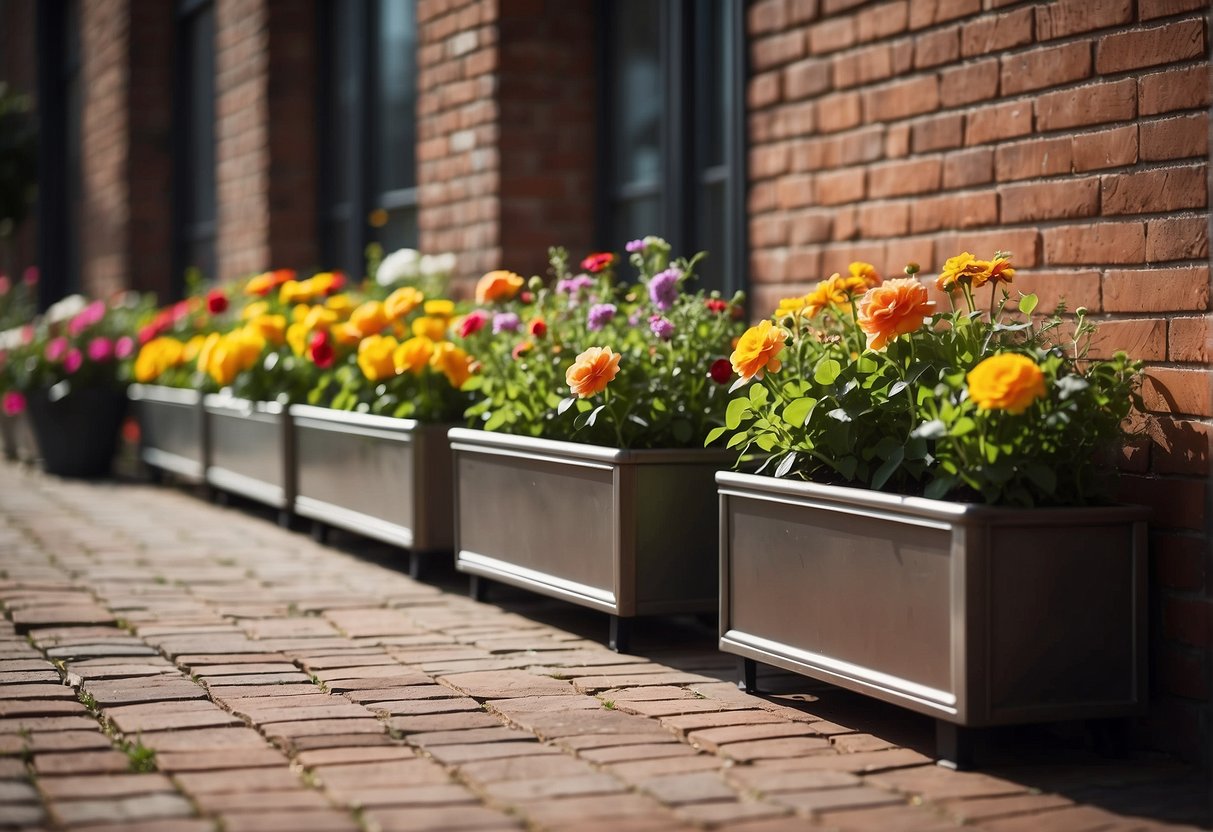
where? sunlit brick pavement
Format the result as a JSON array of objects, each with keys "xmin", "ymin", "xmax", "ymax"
[{"xmin": 0, "ymin": 462, "xmax": 1208, "ymax": 832}]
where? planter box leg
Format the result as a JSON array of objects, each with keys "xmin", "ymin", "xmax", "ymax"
[
  {"xmin": 608, "ymin": 616, "xmax": 631, "ymax": 653},
  {"xmin": 738, "ymin": 658, "xmax": 758, "ymax": 693},
  {"xmin": 469, "ymin": 575, "xmax": 487, "ymax": 602},
  {"xmin": 936, "ymin": 721, "xmax": 975, "ymax": 771},
  {"xmin": 310, "ymin": 522, "xmax": 329, "ymax": 545},
  {"xmin": 211, "ymin": 488, "xmax": 228, "ymax": 506},
  {"xmin": 408, "ymin": 551, "xmax": 424, "ymax": 581},
  {"xmin": 277, "ymin": 510, "xmax": 294, "ymax": 530}
]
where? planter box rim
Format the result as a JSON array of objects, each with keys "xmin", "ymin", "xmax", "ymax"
[
  {"xmin": 716, "ymin": 469, "xmax": 1150, "ymax": 524},
  {"xmin": 448, "ymin": 426, "xmax": 736, "ymax": 466},
  {"xmin": 129, "ymin": 383, "xmax": 201, "ymax": 405},
  {"xmin": 204, "ymin": 392, "xmax": 284, "ymax": 416},
  {"xmin": 289, "ymin": 403, "xmax": 458, "ymax": 434}
]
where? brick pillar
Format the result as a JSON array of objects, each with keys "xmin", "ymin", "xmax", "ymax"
[
  {"xmin": 214, "ymin": 0, "xmax": 317, "ymax": 282},
  {"xmin": 417, "ymin": 0, "xmax": 596, "ymax": 295},
  {"xmin": 746, "ymin": 0, "xmax": 1212, "ymax": 764}
]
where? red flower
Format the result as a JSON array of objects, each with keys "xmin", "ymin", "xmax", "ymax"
[
  {"xmin": 708, "ymin": 358, "xmax": 732, "ymax": 384},
  {"xmin": 528, "ymin": 318, "xmax": 547, "ymax": 338},
  {"xmin": 580, "ymin": 252, "xmax": 615, "ymax": 274},
  {"xmin": 705, "ymin": 299, "xmax": 729, "ymax": 314},
  {"xmin": 206, "ymin": 290, "xmax": 229, "ymax": 314},
  {"xmin": 512, "ymin": 340, "xmax": 533, "ymax": 360},
  {"xmin": 308, "ymin": 330, "xmax": 335, "ymax": 369}
]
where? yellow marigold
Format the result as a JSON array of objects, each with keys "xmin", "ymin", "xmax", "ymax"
[
  {"xmin": 241, "ymin": 300, "xmax": 270, "ymax": 320},
  {"xmin": 244, "ymin": 272, "xmax": 277, "ymax": 297},
  {"xmin": 325, "ymin": 293, "xmax": 354, "ymax": 318},
  {"xmin": 286, "ymin": 322, "xmax": 310, "ymax": 357},
  {"xmin": 393, "ymin": 336, "xmax": 435, "ymax": 375},
  {"xmin": 357, "ymin": 334, "xmax": 399, "ymax": 381},
  {"xmin": 774, "ymin": 294, "xmax": 810, "ymax": 320},
  {"xmin": 278, "ymin": 280, "xmax": 309, "ymax": 305},
  {"xmin": 133, "ymin": 337, "xmax": 185, "ymax": 383},
  {"xmin": 195, "ymin": 332, "xmax": 222, "ymax": 375},
  {"xmin": 967, "ymin": 353, "xmax": 1046, "ymax": 414},
  {"xmin": 384, "ymin": 286, "xmax": 424, "ymax": 320},
  {"xmin": 475, "ymin": 270, "xmax": 525, "ymax": 304},
  {"xmin": 204, "ymin": 330, "xmax": 263, "ymax": 387},
  {"xmin": 291, "ymin": 303, "xmax": 310, "ymax": 323},
  {"xmin": 424, "ymin": 299, "xmax": 455, "ymax": 318},
  {"xmin": 803, "ymin": 274, "xmax": 855, "ymax": 317},
  {"xmin": 848, "ymin": 261, "xmax": 882, "ymax": 289},
  {"xmin": 310, "ymin": 272, "xmax": 341, "ymax": 295},
  {"xmin": 182, "ymin": 334, "xmax": 208, "ymax": 362},
  {"xmin": 303, "ymin": 306, "xmax": 338, "ymax": 331},
  {"xmin": 431, "ymin": 342, "xmax": 474, "ymax": 388},
  {"xmin": 247, "ymin": 314, "xmax": 286, "ymax": 345},
  {"xmin": 330, "ymin": 322, "xmax": 363, "ymax": 346},
  {"xmin": 566, "ymin": 346, "xmax": 621, "ymax": 398},
  {"xmin": 987, "ymin": 255, "xmax": 1015, "ymax": 286},
  {"xmin": 411, "ymin": 315, "xmax": 448, "ymax": 341},
  {"xmin": 730, "ymin": 320, "xmax": 785, "ymax": 381},
  {"xmin": 936, "ymin": 252, "xmax": 995, "ymax": 292},
  {"xmin": 350, "ymin": 300, "xmax": 389, "ymax": 336},
  {"xmin": 856, "ymin": 278, "xmax": 935, "ymax": 351}
]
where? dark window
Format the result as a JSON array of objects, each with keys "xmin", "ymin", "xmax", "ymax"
[
  {"xmin": 600, "ymin": 0, "xmax": 746, "ymax": 295},
  {"xmin": 319, "ymin": 0, "xmax": 419, "ymax": 276},
  {"xmin": 63, "ymin": 0, "xmax": 82, "ymax": 295},
  {"xmin": 174, "ymin": 0, "xmax": 217, "ymax": 287}
]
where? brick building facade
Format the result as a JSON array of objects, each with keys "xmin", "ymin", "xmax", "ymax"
[{"xmin": 0, "ymin": 0, "xmax": 1209, "ymax": 764}]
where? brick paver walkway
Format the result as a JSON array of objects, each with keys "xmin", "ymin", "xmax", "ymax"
[{"xmin": 0, "ymin": 462, "xmax": 1209, "ymax": 831}]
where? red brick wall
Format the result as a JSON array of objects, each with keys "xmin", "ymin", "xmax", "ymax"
[
  {"xmin": 746, "ymin": 0, "xmax": 1211, "ymax": 762},
  {"xmin": 214, "ymin": 0, "xmax": 317, "ymax": 283},
  {"xmin": 417, "ymin": 0, "xmax": 595, "ymax": 295}
]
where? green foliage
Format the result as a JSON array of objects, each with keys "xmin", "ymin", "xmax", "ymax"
[{"xmin": 715, "ymin": 259, "xmax": 1142, "ymax": 507}]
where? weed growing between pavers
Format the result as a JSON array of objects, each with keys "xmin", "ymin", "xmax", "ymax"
[
  {"xmin": 601, "ymin": 700, "xmax": 615, "ymax": 710},
  {"xmin": 121, "ymin": 738, "xmax": 157, "ymax": 773}
]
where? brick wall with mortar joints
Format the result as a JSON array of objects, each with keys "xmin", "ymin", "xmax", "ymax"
[{"xmin": 746, "ymin": 0, "xmax": 1211, "ymax": 763}]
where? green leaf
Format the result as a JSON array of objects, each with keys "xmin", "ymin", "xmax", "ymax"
[
  {"xmin": 782, "ymin": 397, "xmax": 816, "ymax": 428},
  {"xmin": 1018, "ymin": 293, "xmax": 1039, "ymax": 316},
  {"xmin": 754, "ymin": 434, "xmax": 777, "ymax": 452},
  {"xmin": 725, "ymin": 397, "xmax": 750, "ymax": 430},
  {"xmin": 835, "ymin": 455, "xmax": 858, "ymax": 480},
  {"xmin": 704, "ymin": 426, "xmax": 727, "ymax": 447},
  {"xmin": 672, "ymin": 420, "xmax": 693, "ymax": 444},
  {"xmin": 1025, "ymin": 463, "xmax": 1057, "ymax": 494},
  {"xmin": 484, "ymin": 410, "xmax": 508, "ymax": 431},
  {"xmin": 726, "ymin": 431, "xmax": 749, "ymax": 449},
  {"xmin": 950, "ymin": 417, "xmax": 976, "ymax": 437},
  {"xmin": 814, "ymin": 358, "xmax": 842, "ymax": 386},
  {"xmin": 748, "ymin": 384, "xmax": 769, "ymax": 406},
  {"xmin": 924, "ymin": 474, "xmax": 956, "ymax": 500},
  {"xmin": 870, "ymin": 446, "xmax": 904, "ymax": 491}
]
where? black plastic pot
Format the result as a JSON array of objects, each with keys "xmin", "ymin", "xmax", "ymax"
[{"xmin": 26, "ymin": 385, "xmax": 128, "ymax": 478}]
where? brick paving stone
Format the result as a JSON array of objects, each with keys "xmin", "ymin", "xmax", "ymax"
[
  {"xmin": 137, "ymin": 727, "xmax": 271, "ymax": 752},
  {"xmin": 635, "ymin": 771, "xmax": 737, "ymax": 804},
  {"xmin": 815, "ymin": 802, "xmax": 970, "ymax": 831},
  {"xmin": 46, "ymin": 645, "xmax": 160, "ymax": 660},
  {"xmin": 0, "ymin": 757, "xmax": 25, "ymax": 776},
  {"xmin": 295, "ymin": 746, "xmax": 418, "ymax": 768},
  {"xmin": 32, "ymin": 750, "xmax": 132, "ymax": 775},
  {"xmin": 312, "ymin": 758, "xmax": 451, "ymax": 788},
  {"xmin": 457, "ymin": 754, "xmax": 600, "ymax": 784},
  {"xmin": 727, "ymin": 767, "xmax": 862, "ymax": 795},
  {"xmin": 676, "ymin": 800, "xmax": 793, "ymax": 825},
  {"xmin": 176, "ymin": 653, "xmax": 291, "ymax": 666},
  {"xmin": 327, "ymin": 782, "xmax": 479, "ymax": 808},
  {"xmin": 438, "ymin": 670, "xmax": 576, "ymax": 699},
  {"xmin": 579, "ymin": 743, "xmax": 702, "ymax": 764},
  {"xmin": 35, "ymin": 819, "xmax": 214, "ymax": 832},
  {"xmin": 10, "ymin": 606, "xmax": 116, "ymax": 630},
  {"xmin": 288, "ymin": 733, "xmax": 397, "ymax": 751},
  {"xmin": 0, "ymin": 803, "xmax": 47, "ymax": 826},
  {"xmin": 153, "ymin": 748, "xmax": 289, "ymax": 771},
  {"xmin": 107, "ymin": 706, "xmax": 242, "ymax": 733},
  {"xmin": 367, "ymin": 698, "xmax": 486, "ymax": 716},
  {"xmin": 312, "ymin": 665, "xmax": 419, "ymax": 682},
  {"xmin": 191, "ymin": 663, "xmax": 300, "ymax": 677},
  {"xmin": 0, "ymin": 670, "xmax": 62, "ymax": 684},
  {"xmin": 757, "ymin": 748, "xmax": 932, "ymax": 774},
  {"xmin": 221, "ymin": 693, "xmax": 338, "ymax": 711},
  {"xmin": 242, "ymin": 619, "xmax": 340, "ymax": 639},
  {"xmin": 0, "ymin": 716, "xmax": 99, "ymax": 733},
  {"xmin": 687, "ymin": 722, "xmax": 822, "ymax": 753},
  {"xmin": 324, "ymin": 674, "xmax": 431, "ymax": 691},
  {"xmin": 715, "ymin": 736, "xmax": 834, "ymax": 762},
  {"xmin": 557, "ymin": 732, "xmax": 680, "ymax": 751},
  {"xmin": 389, "ymin": 712, "xmax": 504, "ymax": 734},
  {"xmin": 297, "ymin": 655, "xmax": 398, "ymax": 670},
  {"xmin": 571, "ymin": 673, "xmax": 717, "ymax": 693},
  {"xmin": 36, "ymin": 773, "xmax": 176, "ymax": 799},
  {"xmin": 425, "ymin": 740, "xmax": 561, "ymax": 765},
  {"xmin": 0, "ymin": 779, "xmax": 40, "ymax": 801},
  {"xmin": 830, "ymin": 732, "xmax": 900, "ymax": 754},
  {"xmin": 362, "ymin": 805, "xmax": 520, "ymax": 831},
  {"xmin": 866, "ymin": 765, "xmax": 1029, "ymax": 801},
  {"xmin": 661, "ymin": 710, "xmax": 788, "ymax": 735},
  {"xmin": 50, "ymin": 792, "xmax": 196, "ymax": 825},
  {"xmin": 771, "ymin": 785, "xmax": 910, "ymax": 815},
  {"xmin": 408, "ymin": 726, "xmax": 536, "ymax": 747},
  {"xmin": 82, "ymin": 680, "xmax": 209, "ymax": 707},
  {"xmin": 0, "ymin": 683, "xmax": 76, "ymax": 699},
  {"xmin": 943, "ymin": 792, "xmax": 1076, "ymax": 823},
  {"xmin": 603, "ymin": 755, "xmax": 726, "ymax": 780},
  {"xmin": 261, "ymin": 718, "xmax": 386, "ymax": 738},
  {"xmin": 173, "ymin": 767, "xmax": 304, "ymax": 794},
  {"xmin": 233, "ymin": 703, "xmax": 373, "ymax": 724},
  {"xmin": 219, "ymin": 808, "xmax": 361, "ymax": 832},
  {"xmin": 482, "ymin": 773, "xmax": 627, "ymax": 802},
  {"xmin": 189, "ymin": 788, "xmax": 332, "ymax": 813},
  {"xmin": 616, "ymin": 698, "xmax": 751, "ymax": 717},
  {"xmin": 203, "ymin": 672, "xmax": 313, "ymax": 686},
  {"xmin": 196, "ymin": 684, "xmax": 319, "ymax": 698},
  {"xmin": 979, "ymin": 804, "xmax": 1139, "ymax": 832},
  {"xmin": 600, "ymin": 685, "xmax": 697, "ymax": 702},
  {"xmin": 24, "ymin": 731, "xmax": 115, "ymax": 752},
  {"xmin": 0, "ymin": 659, "xmax": 59, "ymax": 671},
  {"xmin": 517, "ymin": 792, "xmax": 670, "ymax": 826}
]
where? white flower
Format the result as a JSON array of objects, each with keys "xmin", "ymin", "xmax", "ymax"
[
  {"xmin": 45, "ymin": 294, "xmax": 87, "ymax": 324},
  {"xmin": 376, "ymin": 248, "xmax": 421, "ymax": 286}
]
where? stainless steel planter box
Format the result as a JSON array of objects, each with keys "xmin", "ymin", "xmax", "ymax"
[
  {"xmin": 291, "ymin": 405, "xmax": 454, "ymax": 572},
  {"xmin": 1, "ymin": 411, "xmax": 38, "ymax": 464},
  {"xmin": 718, "ymin": 470, "xmax": 1148, "ymax": 766},
  {"xmin": 204, "ymin": 394, "xmax": 294, "ymax": 516},
  {"xmin": 129, "ymin": 384, "xmax": 206, "ymax": 482},
  {"xmin": 450, "ymin": 427, "xmax": 732, "ymax": 650}
]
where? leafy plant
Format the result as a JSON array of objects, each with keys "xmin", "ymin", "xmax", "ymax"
[{"xmin": 713, "ymin": 254, "xmax": 1141, "ymax": 507}]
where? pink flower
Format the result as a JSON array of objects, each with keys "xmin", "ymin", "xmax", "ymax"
[
  {"xmin": 45, "ymin": 337, "xmax": 69, "ymax": 362},
  {"xmin": 0, "ymin": 276, "xmax": 10, "ymax": 296},
  {"xmin": 64, "ymin": 349, "xmax": 83, "ymax": 374},
  {"xmin": 114, "ymin": 336, "xmax": 135, "ymax": 359},
  {"xmin": 22, "ymin": 267, "xmax": 38, "ymax": 286},
  {"xmin": 69, "ymin": 300, "xmax": 106, "ymax": 336},
  {"xmin": 2, "ymin": 391, "xmax": 25, "ymax": 416},
  {"xmin": 87, "ymin": 337, "xmax": 114, "ymax": 362},
  {"xmin": 457, "ymin": 310, "xmax": 489, "ymax": 338},
  {"xmin": 20, "ymin": 326, "xmax": 33, "ymax": 346}
]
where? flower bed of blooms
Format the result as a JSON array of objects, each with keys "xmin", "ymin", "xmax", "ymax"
[
  {"xmin": 715, "ymin": 252, "xmax": 1141, "ymax": 507},
  {"xmin": 456, "ymin": 237, "xmax": 745, "ymax": 449}
]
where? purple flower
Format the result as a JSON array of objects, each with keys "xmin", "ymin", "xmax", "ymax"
[
  {"xmin": 114, "ymin": 336, "xmax": 135, "ymax": 360},
  {"xmin": 649, "ymin": 315, "xmax": 675, "ymax": 341},
  {"xmin": 587, "ymin": 303, "xmax": 617, "ymax": 331},
  {"xmin": 625, "ymin": 239, "xmax": 646, "ymax": 253},
  {"xmin": 64, "ymin": 349, "xmax": 83, "ymax": 374},
  {"xmin": 45, "ymin": 337, "xmax": 69, "ymax": 363},
  {"xmin": 492, "ymin": 312, "xmax": 521, "ymax": 334},
  {"xmin": 648, "ymin": 268, "xmax": 681, "ymax": 311},
  {"xmin": 556, "ymin": 275, "xmax": 595, "ymax": 295},
  {"xmin": 87, "ymin": 337, "xmax": 114, "ymax": 362}
]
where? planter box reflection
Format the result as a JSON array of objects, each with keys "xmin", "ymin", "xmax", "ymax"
[
  {"xmin": 204, "ymin": 394, "xmax": 294, "ymax": 524},
  {"xmin": 450, "ymin": 427, "xmax": 730, "ymax": 651},
  {"xmin": 717, "ymin": 470, "xmax": 1148, "ymax": 768},
  {"xmin": 129, "ymin": 383, "xmax": 206, "ymax": 482},
  {"xmin": 291, "ymin": 405, "xmax": 454, "ymax": 575}
]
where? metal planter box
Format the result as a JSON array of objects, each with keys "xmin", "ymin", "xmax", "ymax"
[
  {"xmin": 717, "ymin": 470, "xmax": 1148, "ymax": 767},
  {"xmin": 129, "ymin": 384, "xmax": 206, "ymax": 482},
  {"xmin": 291, "ymin": 405, "xmax": 454, "ymax": 574},
  {"xmin": 204, "ymin": 394, "xmax": 294, "ymax": 521},
  {"xmin": 450, "ymin": 427, "xmax": 732, "ymax": 651}
]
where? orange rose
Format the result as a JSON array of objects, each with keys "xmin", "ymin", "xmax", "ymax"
[
  {"xmin": 730, "ymin": 320, "xmax": 785, "ymax": 381},
  {"xmin": 565, "ymin": 346, "xmax": 621, "ymax": 398},
  {"xmin": 430, "ymin": 341, "xmax": 474, "ymax": 388},
  {"xmin": 856, "ymin": 278, "xmax": 934, "ymax": 351},
  {"xmin": 475, "ymin": 270, "xmax": 525, "ymax": 304},
  {"xmin": 967, "ymin": 353, "xmax": 1046, "ymax": 414}
]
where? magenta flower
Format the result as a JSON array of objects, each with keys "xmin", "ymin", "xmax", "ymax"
[
  {"xmin": 457, "ymin": 310, "xmax": 489, "ymax": 338},
  {"xmin": 22, "ymin": 267, "xmax": 38, "ymax": 286},
  {"xmin": 556, "ymin": 275, "xmax": 594, "ymax": 295},
  {"xmin": 64, "ymin": 349, "xmax": 83, "ymax": 374},
  {"xmin": 648, "ymin": 268, "xmax": 681, "ymax": 311},
  {"xmin": 0, "ymin": 276, "xmax": 10, "ymax": 296},
  {"xmin": 114, "ymin": 336, "xmax": 135, "ymax": 360},
  {"xmin": 2, "ymin": 391, "xmax": 25, "ymax": 416},
  {"xmin": 625, "ymin": 239, "xmax": 646, "ymax": 253},
  {"xmin": 649, "ymin": 315, "xmax": 675, "ymax": 341},
  {"xmin": 88, "ymin": 337, "xmax": 114, "ymax": 362},
  {"xmin": 587, "ymin": 303, "xmax": 617, "ymax": 331},
  {"xmin": 45, "ymin": 337, "xmax": 69, "ymax": 362}
]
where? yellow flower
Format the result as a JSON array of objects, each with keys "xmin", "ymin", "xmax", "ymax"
[
  {"xmin": 195, "ymin": 332, "xmax": 222, "ymax": 375},
  {"xmin": 565, "ymin": 346, "xmax": 622, "ymax": 398},
  {"xmin": 350, "ymin": 301, "xmax": 389, "ymax": 336},
  {"xmin": 325, "ymin": 293, "xmax": 354, "ymax": 318},
  {"xmin": 241, "ymin": 300, "xmax": 269, "ymax": 321},
  {"xmin": 430, "ymin": 341, "xmax": 474, "ymax": 388},
  {"xmin": 385, "ymin": 287, "xmax": 424, "ymax": 320},
  {"xmin": 475, "ymin": 270, "xmax": 525, "ymax": 304},
  {"xmin": 967, "ymin": 353, "xmax": 1046, "ymax": 414},
  {"xmin": 247, "ymin": 314, "xmax": 286, "ymax": 345},
  {"xmin": 278, "ymin": 280, "xmax": 307, "ymax": 305},
  {"xmin": 134, "ymin": 337, "xmax": 185, "ymax": 383},
  {"xmin": 393, "ymin": 336, "xmax": 435, "ymax": 376},
  {"xmin": 330, "ymin": 322, "xmax": 363, "ymax": 346},
  {"xmin": 183, "ymin": 334, "xmax": 208, "ymax": 362},
  {"xmin": 411, "ymin": 315, "xmax": 448, "ymax": 341},
  {"xmin": 287, "ymin": 322, "xmax": 310, "ymax": 357},
  {"xmin": 291, "ymin": 304, "xmax": 310, "ymax": 322},
  {"xmin": 730, "ymin": 320, "xmax": 784, "ymax": 381},
  {"xmin": 848, "ymin": 261, "xmax": 882, "ymax": 289},
  {"xmin": 303, "ymin": 306, "xmax": 338, "ymax": 331},
  {"xmin": 936, "ymin": 252, "xmax": 997, "ymax": 292},
  {"xmin": 204, "ymin": 330, "xmax": 264, "ymax": 386},
  {"xmin": 803, "ymin": 274, "xmax": 855, "ymax": 317},
  {"xmin": 357, "ymin": 334, "xmax": 399, "ymax": 381},
  {"xmin": 424, "ymin": 299, "xmax": 455, "ymax": 318},
  {"xmin": 774, "ymin": 294, "xmax": 810, "ymax": 320},
  {"xmin": 310, "ymin": 272, "xmax": 341, "ymax": 295},
  {"xmin": 988, "ymin": 255, "xmax": 1015, "ymax": 286}
]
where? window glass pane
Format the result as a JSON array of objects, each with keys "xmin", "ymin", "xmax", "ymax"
[
  {"xmin": 325, "ymin": 1, "xmax": 355, "ymax": 207},
  {"xmin": 610, "ymin": 0, "xmax": 661, "ymax": 189},
  {"xmin": 188, "ymin": 5, "xmax": 216, "ymax": 229},
  {"xmin": 375, "ymin": 0, "xmax": 417, "ymax": 192},
  {"xmin": 375, "ymin": 207, "xmax": 418, "ymax": 254},
  {"xmin": 695, "ymin": 0, "xmax": 726, "ymax": 170},
  {"xmin": 614, "ymin": 197, "xmax": 660, "ymax": 250},
  {"xmin": 696, "ymin": 180, "xmax": 725, "ymax": 289}
]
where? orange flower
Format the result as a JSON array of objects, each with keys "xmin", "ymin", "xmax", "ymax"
[
  {"xmin": 803, "ymin": 275, "xmax": 856, "ymax": 317},
  {"xmin": 730, "ymin": 320, "xmax": 785, "ymax": 381},
  {"xmin": 856, "ymin": 278, "xmax": 934, "ymax": 350},
  {"xmin": 848, "ymin": 261, "xmax": 882, "ymax": 289},
  {"xmin": 393, "ymin": 335, "xmax": 435, "ymax": 375},
  {"xmin": 411, "ymin": 316, "xmax": 448, "ymax": 341},
  {"xmin": 385, "ymin": 286, "xmax": 424, "ymax": 320},
  {"xmin": 967, "ymin": 353, "xmax": 1046, "ymax": 414},
  {"xmin": 423, "ymin": 299, "xmax": 455, "ymax": 318},
  {"xmin": 350, "ymin": 300, "xmax": 389, "ymax": 336},
  {"xmin": 987, "ymin": 255, "xmax": 1015, "ymax": 286},
  {"xmin": 475, "ymin": 270, "xmax": 525, "ymax": 304},
  {"xmin": 565, "ymin": 346, "xmax": 622, "ymax": 398},
  {"xmin": 936, "ymin": 252, "xmax": 992, "ymax": 292},
  {"xmin": 247, "ymin": 314, "xmax": 287, "ymax": 345},
  {"xmin": 430, "ymin": 341, "xmax": 474, "ymax": 388}
]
